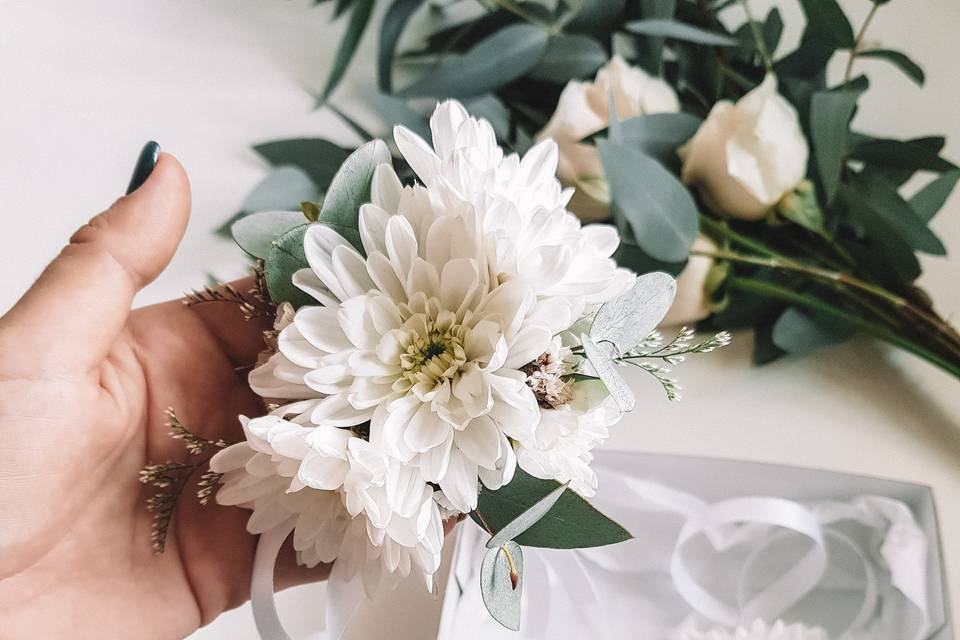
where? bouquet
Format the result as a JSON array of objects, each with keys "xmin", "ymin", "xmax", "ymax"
[
  {"xmin": 145, "ymin": 101, "xmax": 728, "ymax": 634},
  {"xmin": 233, "ymin": 0, "xmax": 960, "ymax": 379}
]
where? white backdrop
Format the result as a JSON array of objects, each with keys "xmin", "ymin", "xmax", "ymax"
[{"xmin": 1, "ymin": 1, "xmax": 957, "ymax": 638}]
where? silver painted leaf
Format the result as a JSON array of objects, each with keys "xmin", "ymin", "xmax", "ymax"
[
  {"xmin": 486, "ymin": 482, "xmax": 568, "ymax": 549},
  {"xmin": 591, "ymin": 272, "xmax": 677, "ymax": 354},
  {"xmin": 480, "ymin": 542, "xmax": 524, "ymax": 631},
  {"xmin": 581, "ymin": 334, "xmax": 635, "ymax": 412}
]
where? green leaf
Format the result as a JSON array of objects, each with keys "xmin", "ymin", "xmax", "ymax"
[
  {"xmin": 597, "ymin": 140, "xmax": 699, "ymax": 263},
  {"xmin": 471, "ymin": 469, "xmax": 631, "ymax": 549},
  {"xmin": 265, "ymin": 225, "xmax": 315, "ymax": 308},
  {"xmin": 487, "ymin": 483, "xmax": 568, "ymax": 549},
  {"xmin": 848, "ymin": 172, "xmax": 945, "ymax": 255},
  {"xmin": 772, "ymin": 307, "xmax": 854, "ymax": 354},
  {"xmin": 241, "ymin": 166, "xmax": 318, "ymax": 215},
  {"xmin": 463, "ymin": 95, "xmax": 511, "ymax": 142},
  {"xmin": 763, "ymin": 8, "xmax": 784, "ymax": 56},
  {"xmin": 613, "ymin": 238, "xmax": 687, "ymax": 277},
  {"xmin": 480, "ymin": 542, "xmax": 523, "ymax": 631},
  {"xmin": 319, "ymin": 0, "xmax": 375, "ymax": 104},
  {"xmin": 910, "ymin": 170, "xmax": 960, "ymax": 223},
  {"xmin": 810, "ymin": 91, "xmax": 859, "ymax": 202},
  {"xmin": 567, "ymin": 0, "xmax": 628, "ymax": 36},
  {"xmin": 528, "ymin": 34, "xmax": 607, "ymax": 84},
  {"xmin": 378, "ymin": 0, "xmax": 426, "ymax": 91},
  {"xmin": 400, "ymin": 24, "xmax": 549, "ymax": 98},
  {"xmin": 857, "ymin": 49, "xmax": 924, "ymax": 86},
  {"xmin": 599, "ymin": 112, "xmax": 702, "ymax": 170},
  {"xmin": 365, "ymin": 91, "xmax": 431, "ymax": 141},
  {"xmin": 253, "ymin": 139, "xmax": 354, "ymax": 189},
  {"xmin": 625, "ymin": 19, "xmax": 739, "ymax": 47},
  {"xmin": 777, "ymin": 182, "xmax": 825, "ymax": 234},
  {"xmin": 317, "ymin": 139, "xmax": 393, "ymax": 253},
  {"xmin": 232, "ymin": 211, "xmax": 310, "ymax": 260},
  {"xmin": 633, "ymin": 0, "xmax": 676, "ymax": 73},
  {"xmin": 850, "ymin": 139, "xmax": 955, "ymax": 173},
  {"xmin": 799, "ymin": 0, "xmax": 854, "ymax": 48}
]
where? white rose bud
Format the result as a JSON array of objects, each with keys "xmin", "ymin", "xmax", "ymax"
[
  {"xmin": 679, "ymin": 74, "xmax": 808, "ymax": 221},
  {"xmin": 538, "ymin": 55, "xmax": 679, "ymax": 222},
  {"xmin": 660, "ymin": 235, "xmax": 718, "ymax": 327}
]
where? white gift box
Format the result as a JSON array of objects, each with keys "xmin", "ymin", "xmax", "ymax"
[{"xmin": 436, "ymin": 451, "xmax": 954, "ymax": 640}]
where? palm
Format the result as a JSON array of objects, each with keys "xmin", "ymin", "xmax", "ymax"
[{"xmin": 0, "ymin": 156, "xmax": 326, "ymax": 639}]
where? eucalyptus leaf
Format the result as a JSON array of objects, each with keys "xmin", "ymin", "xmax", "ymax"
[
  {"xmin": 471, "ymin": 469, "xmax": 631, "ymax": 549},
  {"xmin": 625, "ymin": 19, "xmax": 738, "ymax": 47},
  {"xmin": 528, "ymin": 34, "xmax": 607, "ymax": 84},
  {"xmin": 487, "ymin": 483, "xmax": 568, "ymax": 549},
  {"xmin": 581, "ymin": 333, "xmax": 635, "ymax": 411},
  {"xmin": 464, "ymin": 95, "xmax": 511, "ymax": 143},
  {"xmin": 838, "ymin": 183, "xmax": 922, "ymax": 283},
  {"xmin": 600, "ymin": 112, "xmax": 701, "ymax": 169},
  {"xmin": 597, "ymin": 139, "xmax": 699, "ymax": 262},
  {"xmin": 365, "ymin": 91, "xmax": 431, "ymax": 141},
  {"xmin": 777, "ymin": 183, "xmax": 825, "ymax": 234},
  {"xmin": 849, "ymin": 172, "xmax": 945, "ymax": 255},
  {"xmin": 232, "ymin": 211, "xmax": 310, "ymax": 260},
  {"xmin": 319, "ymin": 0, "xmax": 375, "ymax": 104},
  {"xmin": 849, "ymin": 139, "xmax": 955, "ymax": 173},
  {"xmin": 910, "ymin": 170, "xmax": 960, "ymax": 223},
  {"xmin": 400, "ymin": 24, "xmax": 549, "ymax": 98},
  {"xmin": 772, "ymin": 307, "xmax": 854, "ymax": 354},
  {"xmin": 810, "ymin": 91, "xmax": 858, "ymax": 202},
  {"xmin": 480, "ymin": 542, "xmax": 523, "ymax": 631},
  {"xmin": 763, "ymin": 8, "xmax": 783, "ymax": 56},
  {"xmin": 240, "ymin": 166, "xmax": 318, "ymax": 216},
  {"xmin": 253, "ymin": 139, "xmax": 354, "ymax": 188},
  {"xmin": 857, "ymin": 49, "xmax": 924, "ymax": 86},
  {"xmin": 265, "ymin": 225, "xmax": 316, "ymax": 308},
  {"xmin": 799, "ymin": 0, "xmax": 854, "ymax": 48},
  {"xmin": 317, "ymin": 139, "xmax": 393, "ymax": 253},
  {"xmin": 378, "ymin": 0, "xmax": 426, "ymax": 91}
]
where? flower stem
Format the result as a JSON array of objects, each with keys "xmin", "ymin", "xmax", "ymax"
[
  {"xmin": 843, "ymin": 3, "xmax": 881, "ymax": 84},
  {"xmin": 730, "ymin": 277, "xmax": 960, "ymax": 378},
  {"xmin": 694, "ymin": 247, "xmax": 960, "ymax": 361},
  {"xmin": 739, "ymin": 0, "xmax": 773, "ymax": 71}
]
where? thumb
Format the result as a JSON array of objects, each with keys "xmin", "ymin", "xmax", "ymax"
[{"xmin": 0, "ymin": 144, "xmax": 191, "ymax": 372}]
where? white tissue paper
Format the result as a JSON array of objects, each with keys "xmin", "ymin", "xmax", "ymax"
[{"xmin": 437, "ymin": 451, "xmax": 953, "ymax": 640}]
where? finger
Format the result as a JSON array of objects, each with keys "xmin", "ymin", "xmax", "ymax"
[{"xmin": 0, "ymin": 151, "xmax": 191, "ymax": 372}]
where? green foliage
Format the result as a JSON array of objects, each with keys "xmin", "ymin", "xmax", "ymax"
[
  {"xmin": 253, "ymin": 139, "xmax": 354, "ymax": 188},
  {"xmin": 232, "ymin": 211, "xmax": 310, "ymax": 260},
  {"xmin": 625, "ymin": 19, "xmax": 739, "ymax": 47},
  {"xmin": 316, "ymin": 139, "xmax": 392, "ymax": 253},
  {"xmin": 810, "ymin": 91, "xmax": 859, "ymax": 202},
  {"xmin": 319, "ymin": 0, "xmax": 376, "ymax": 104},
  {"xmin": 598, "ymin": 139, "xmax": 699, "ymax": 263},
  {"xmin": 378, "ymin": 0, "xmax": 426, "ymax": 91},
  {"xmin": 772, "ymin": 307, "xmax": 854, "ymax": 355},
  {"xmin": 471, "ymin": 469, "xmax": 631, "ymax": 549},
  {"xmin": 528, "ymin": 34, "xmax": 607, "ymax": 84},
  {"xmin": 265, "ymin": 225, "xmax": 315, "ymax": 308},
  {"xmin": 857, "ymin": 49, "xmax": 924, "ymax": 86},
  {"xmin": 400, "ymin": 24, "xmax": 549, "ymax": 99}
]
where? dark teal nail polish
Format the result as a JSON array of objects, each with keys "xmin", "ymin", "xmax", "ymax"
[{"xmin": 126, "ymin": 141, "xmax": 161, "ymax": 195}]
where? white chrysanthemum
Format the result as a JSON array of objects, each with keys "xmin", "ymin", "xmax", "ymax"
[
  {"xmin": 515, "ymin": 344, "xmax": 620, "ymax": 497},
  {"xmin": 671, "ymin": 620, "xmax": 830, "ymax": 640},
  {"xmin": 394, "ymin": 100, "xmax": 635, "ymax": 315},
  {"xmin": 210, "ymin": 415, "xmax": 443, "ymax": 594}
]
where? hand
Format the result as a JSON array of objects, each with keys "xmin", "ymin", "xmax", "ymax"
[{"xmin": 0, "ymin": 151, "xmax": 327, "ymax": 639}]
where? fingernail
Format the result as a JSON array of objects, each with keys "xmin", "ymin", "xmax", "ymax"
[{"xmin": 125, "ymin": 141, "xmax": 161, "ymax": 195}]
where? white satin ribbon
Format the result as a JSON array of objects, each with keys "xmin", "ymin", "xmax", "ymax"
[{"xmin": 249, "ymin": 520, "xmax": 366, "ymax": 640}]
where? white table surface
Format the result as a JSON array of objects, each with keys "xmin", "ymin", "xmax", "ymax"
[{"xmin": 1, "ymin": 1, "xmax": 957, "ymax": 638}]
